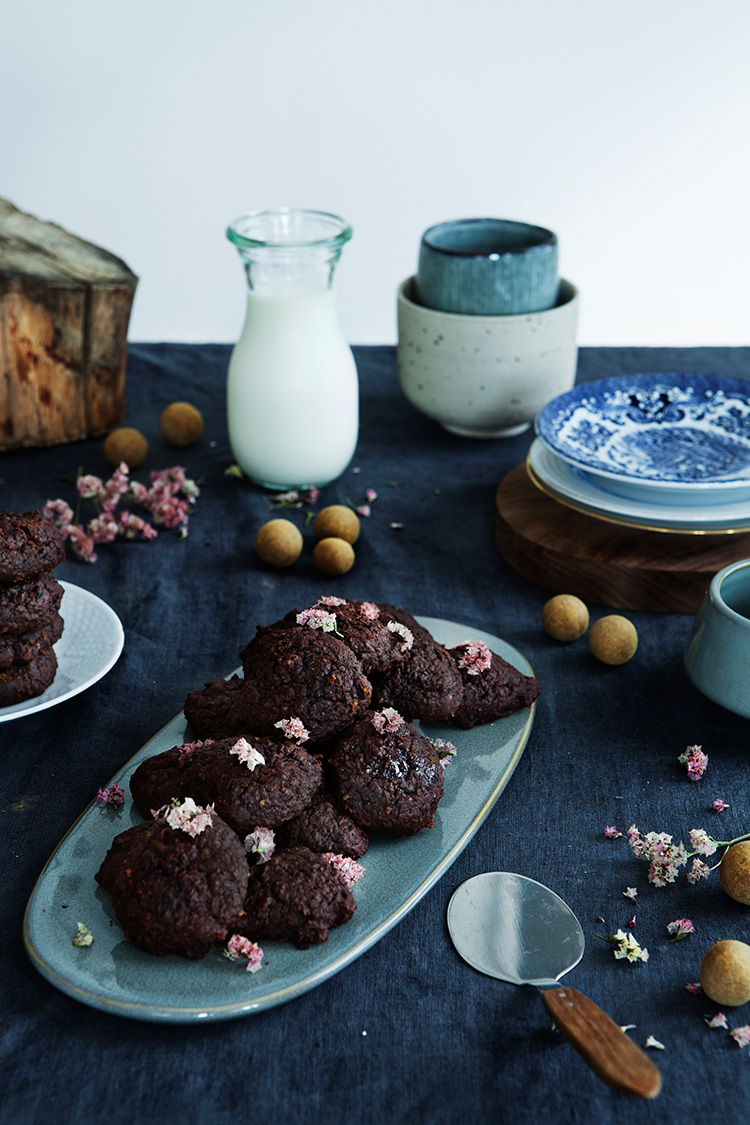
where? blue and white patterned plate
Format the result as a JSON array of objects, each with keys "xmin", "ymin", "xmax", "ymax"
[{"xmin": 535, "ymin": 373, "xmax": 750, "ymax": 489}]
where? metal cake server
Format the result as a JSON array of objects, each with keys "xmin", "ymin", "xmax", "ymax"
[{"xmin": 447, "ymin": 872, "xmax": 662, "ymax": 1099}]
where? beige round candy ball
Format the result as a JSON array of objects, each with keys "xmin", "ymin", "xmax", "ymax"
[
  {"xmin": 542, "ymin": 594, "xmax": 589, "ymax": 642},
  {"xmin": 313, "ymin": 505, "xmax": 360, "ymax": 545},
  {"xmin": 720, "ymin": 842, "xmax": 750, "ymax": 905},
  {"xmin": 700, "ymin": 940, "xmax": 750, "ymax": 1006},
  {"xmin": 103, "ymin": 427, "xmax": 149, "ymax": 469},
  {"xmin": 588, "ymin": 615, "xmax": 638, "ymax": 665},
  {"xmin": 254, "ymin": 519, "xmax": 303, "ymax": 567},
  {"xmin": 160, "ymin": 401, "xmax": 204, "ymax": 447},
  {"xmin": 313, "ymin": 537, "xmax": 355, "ymax": 576}
]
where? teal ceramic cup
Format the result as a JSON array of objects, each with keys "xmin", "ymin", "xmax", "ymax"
[
  {"xmin": 415, "ymin": 218, "xmax": 559, "ymax": 316},
  {"xmin": 684, "ymin": 559, "xmax": 750, "ymax": 718}
]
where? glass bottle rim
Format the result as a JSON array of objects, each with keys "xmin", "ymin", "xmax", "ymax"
[{"xmin": 227, "ymin": 208, "xmax": 352, "ymax": 250}]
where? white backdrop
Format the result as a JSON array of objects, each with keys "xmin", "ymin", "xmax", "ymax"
[{"xmin": 2, "ymin": 0, "xmax": 749, "ymax": 346}]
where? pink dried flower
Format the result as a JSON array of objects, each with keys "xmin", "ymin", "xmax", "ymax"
[
  {"xmin": 156, "ymin": 797, "xmax": 214, "ymax": 837},
  {"xmin": 432, "ymin": 737, "xmax": 457, "ymax": 766},
  {"xmin": 118, "ymin": 511, "xmax": 158, "ymax": 541},
  {"xmin": 365, "ymin": 488, "xmax": 377, "ymax": 502},
  {"xmin": 67, "ymin": 524, "xmax": 98, "ymax": 563},
  {"xmin": 72, "ymin": 922, "xmax": 94, "ymax": 947},
  {"xmin": 229, "ymin": 737, "xmax": 265, "ymax": 771},
  {"xmin": 456, "ymin": 641, "xmax": 492, "ymax": 676},
  {"xmin": 705, "ymin": 1013, "xmax": 729, "ymax": 1029},
  {"xmin": 360, "ymin": 602, "xmax": 380, "ymax": 619},
  {"xmin": 244, "ymin": 827, "xmax": 275, "ymax": 863},
  {"xmin": 77, "ymin": 474, "xmax": 105, "ymax": 500},
  {"xmin": 87, "ymin": 514, "xmax": 119, "ymax": 544},
  {"xmin": 357, "ymin": 505, "xmax": 371, "ymax": 518},
  {"xmin": 623, "ymin": 887, "xmax": 638, "ymax": 903},
  {"xmin": 387, "ymin": 621, "xmax": 414, "ymax": 652},
  {"xmin": 371, "ymin": 707, "xmax": 403, "ymax": 734},
  {"xmin": 305, "ymin": 486, "xmax": 320, "ymax": 505},
  {"xmin": 224, "ymin": 933, "xmax": 264, "ymax": 973},
  {"xmin": 317, "ymin": 596, "xmax": 346, "ymax": 607},
  {"xmin": 96, "ymin": 784, "xmax": 125, "ymax": 808},
  {"xmin": 627, "ymin": 916, "xmax": 637, "ymax": 929},
  {"xmin": 686, "ymin": 982, "xmax": 703, "ymax": 995},
  {"xmin": 713, "ymin": 799, "xmax": 730, "ymax": 813},
  {"xmin": 730, "ymin": 1026, "xmax": 750, "ymax": 1048},
  {"xmin": 274, "ymin": 717, "xmax": 309, "ymax": 743},
  {"xmin": 678, "ymin": 744, "xmax": 708, "ymax": 781},
  {"xmin": 43, "ymin": 499, "xmax": 74, "ymax": 530},
  {"xmin": 667, "ymin": 918, "xmax": 695, "ymax": 941},
  {"xmin": 177, "ymin": 738, "xmax": 214, "ymax": 761},
  {"xmin": 689, "ymin": 829, "xmax": 718, "ymax": 857},
  {"xmin": 604, "ymin": 826, "xmax": 622, "ymax": 839},
  {"xmin": 686, "ymin": 858, "xmax": 712, "ymax": 884},
  {"xmin": 324, "ymin": 853, "xmax": 364, "ymax": 887},
  {"xmin": 296, "ymin": 607, "xmax": 338, "ymax": 633},
  {"xmin": 597, "ymin": 929, "xmax": 648, "ymax": 963}
]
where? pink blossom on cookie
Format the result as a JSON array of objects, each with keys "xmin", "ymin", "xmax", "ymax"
[
  {"xmin": 274, "ymin": 717, "xmax": 310, "ymax": 743},
  {"xmin": 296, "ymin": 607, "xmax": 338, "ymax": 632},
  {"xmin": 156, "ymin": 797, "xmax": 214, "ymax": 837},
  {"xmin": 360, "ymin": 602, "xmax": 380, "ymax": 620},
  {"xmin": 456, "ymin": 641, "xmax": 492, "ymax": 676},
  {"xmin": 229, "ymin": 737, "xmax": 265, "ymax": 771},
  {"xmin": 371, "ymin": 707, "xmax": 403, "ymax": 734},
  {"xmin": 387, "ymin": 621, "xmax": 413, "ymax": 651},
  {"xmin": 177, "ymin": 738, "xmax": 214, "ymax": 761},
  {"xmin": 324, "ymin": 853, "xmax": 364, "ymax": 888},
  {"xmin": 318, "ymin": 596, "xmax": 346, "ymax": 607},
  {"xmin": 244, "ymin": 827, "xmax": 275, "ymax": 863}
]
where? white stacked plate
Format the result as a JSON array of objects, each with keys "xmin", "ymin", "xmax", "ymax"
[{"xmin": 530, "ymin": 372, "xmax": 750, "ymax": 534}]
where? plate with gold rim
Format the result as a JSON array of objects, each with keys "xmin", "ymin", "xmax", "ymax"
[
  {"xmin": 23, "ymin": 616, "xmax": 536, "ymax": 1023},
  {"xmin": 527, "ymin": 440, "xmax": 750, "ymax": 534}
]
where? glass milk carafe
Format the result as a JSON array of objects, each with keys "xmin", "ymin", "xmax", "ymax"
[{"xmin": 226, "ymin": 209, "xmax": 358, "ymax": 490}]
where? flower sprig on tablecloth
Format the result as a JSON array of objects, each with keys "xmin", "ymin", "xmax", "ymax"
[{"xmin": 44, "ymin": 463, "xmax": 200, "ymax": 562}]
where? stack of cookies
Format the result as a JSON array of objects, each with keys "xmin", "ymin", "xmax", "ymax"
[{"xmin": 0, "ymin": 511, "xmax": 66, "ymax": 706}]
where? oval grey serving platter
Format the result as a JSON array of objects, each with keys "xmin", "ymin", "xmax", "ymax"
[{"xmin": 23, "ymin": 616, "xmax": 536, "ymax": 1024}]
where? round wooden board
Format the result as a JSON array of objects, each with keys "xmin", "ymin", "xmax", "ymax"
[{"xmin": 495, "ymin": 463, "xmax": 750, "ymax": 613}]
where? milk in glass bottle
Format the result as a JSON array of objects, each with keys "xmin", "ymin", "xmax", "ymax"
[{"xmin": 226, "ymin": 209, "xmax": 358, "ymax": 489}]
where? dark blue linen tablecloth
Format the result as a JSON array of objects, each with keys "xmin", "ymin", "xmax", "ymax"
[{"xmin": 2, "ymin": 344, "xmax": 750, "ymax": 1124}]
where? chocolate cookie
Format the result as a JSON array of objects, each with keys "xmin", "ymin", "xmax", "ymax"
[
  {"xmin": 233, "ymin": 625, "xmax": 372, "ymax": 742},
  {"xmin": 0, "ymin": 572, "xmax": 64, "ymax": 635},
  {"xmin": 0, "ymin": 511, "xmax": 66, "ymax": 582},
  {"xmin": 131, "ymin": 735, "xmax": 324, "ymax": 836},
  {"xmin": 450, "ymin": 642, "xmax": 541, "ymax": 728},
  {"xmin": 95, "ymin": 803, "xmax": 249, "ymax": 959},
  {"xmin": 275, "ymin": 787, "xmax": 370, "ymax": 858},
  {"xmin": 237, "ymin": 846, "xmax": 356, "ymax": 948},
  {"xmin": 184, "ymin": 674, "xmax": 246, "ymax": 739},
  {"xmin": 0, "ymin": 613, "xmax": 63, "ymax": 670},
  {"xmin": 0, "ymin": 645, "xmax": 58, "ymax": 706},
  {"xmin": 329, "ymin": 709, "xmax": 444, "ymax": 836},
  {"xmin": 370, "ymin": 632, "xmax": 463, "ymax": 722}
]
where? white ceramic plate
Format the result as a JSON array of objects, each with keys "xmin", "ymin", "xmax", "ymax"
[
  {"xmin": 527, "ymin": 439, "xmax": 750, "ymax": 534},
  {"xmin": 23, "ymin": 617, "xmax": 536, "ymax": 1023},
  {"xmin": 0, "ymin": 582, "xmax": 124, "ymax": 723}
]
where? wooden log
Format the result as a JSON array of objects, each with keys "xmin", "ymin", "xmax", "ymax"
[{"xmin": 0, "ymin": 198, "xmax": 138, "ymax": 450}]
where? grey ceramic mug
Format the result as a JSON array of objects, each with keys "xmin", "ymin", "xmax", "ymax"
[
  {"xmin": 415, "ymin": 218, "xmax": 559, "ymax": 316},
  {"xmin": 684, "ymin": 558, "xmax": 750, "ymax": 719}
]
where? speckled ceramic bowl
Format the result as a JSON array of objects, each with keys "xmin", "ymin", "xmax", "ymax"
[{"xmin": 397, "ymin": 277, "xmax": 579, "ymax": 438}]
